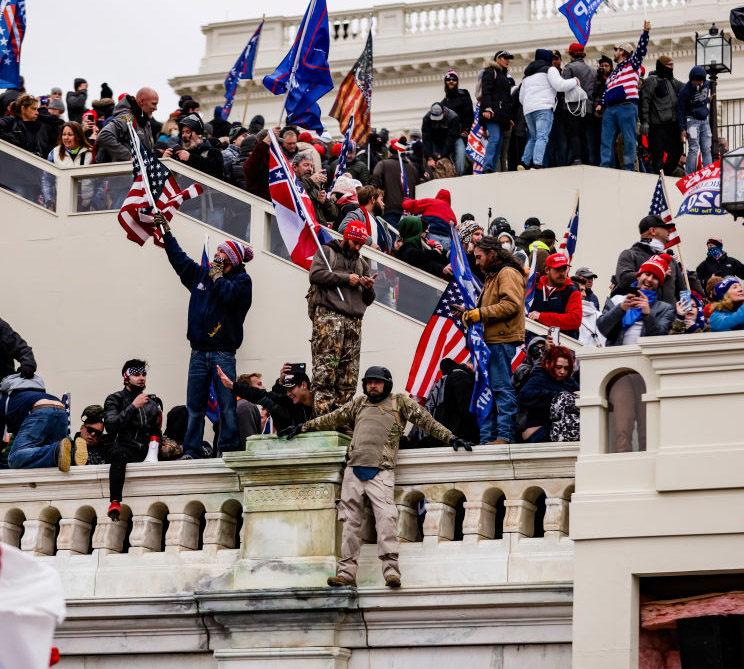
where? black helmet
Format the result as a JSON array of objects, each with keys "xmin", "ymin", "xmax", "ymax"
[
  {"xmin": 488, "ymin": 216, "xmax": 512, "ymax": 237},
  {"xmin": 178, "ymin": 112, "xmax": 204, "ymax": 136},
  {"xmin": 362, "ymin": 365, "xmax": 393, "ymax": 402}
]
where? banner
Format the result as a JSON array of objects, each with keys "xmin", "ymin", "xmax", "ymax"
[
  {"xmin": 558, "ymin": 0, "xmax": 604, "ymax": 46},
  {"xmin": 676, "ymin": 161, "xmax": 726, "ymax": 216}
]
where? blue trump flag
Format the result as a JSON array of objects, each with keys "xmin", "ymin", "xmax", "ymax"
[
  {"xmin": 558, "ymin": 0, "xmax": 604, "ymax": 46},
  {"xmin": 0, "ymin": 0, "xmax": 26, "ymax": 89},
  {"xmin": 449, "ymin": 225, "xmax": 493, "ymax": 423},
  {"xmin": 201, "ymin": 239, "xmax": 220, "ymax": 424},
  {"xmin": 263, "ymin": 0, "xmax": 333, "ymax": 132},
  {"xmin": 223, "ymin": 21, "xmax": 263, "ymax": 120}
]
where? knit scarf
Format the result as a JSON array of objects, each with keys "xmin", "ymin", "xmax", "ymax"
[{"xmin": 622, "ymin": 286, "xmax": 657, "ymax": 330}]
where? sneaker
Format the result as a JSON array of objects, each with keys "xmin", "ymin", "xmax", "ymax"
[
  {"xmin": 571, "ymin": 158, "xmax": 583, "ymax": 166},
  {"xmin": 56, "ymin": 437, "xmax": 72, "ymax": 472},
  {"xmin": 532, "ymin": 164, "xmax": 543, "ymax": 169},
  {"xmin": 107, "ymin": 500, "xmax": 121, "ymax": 522},
  {"xmin": 385, "ymin": 575, "xmax": 401, "ymax": 588},
  {"xmin": 180, "ymin": 454, "xmax": 194, "ymax": 460},
  {"xmin": 517, "ymin": 162, "xmax": 528, "ymax": 171},
  {"xmin": 73, "ymin": 436, "xmax": 88, "ymax": 466},
  {"xmin": 327, "ymin": 574, "xmax": 357, "ymax": 587}
]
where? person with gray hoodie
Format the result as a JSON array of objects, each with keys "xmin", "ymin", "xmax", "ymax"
[{"xmin": 562, "ymin": 44, "xmax": 597, "ymax": 165}]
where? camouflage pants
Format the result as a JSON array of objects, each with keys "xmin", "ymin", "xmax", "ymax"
[{"xmin": 311, "ymin": 307, "xmax": 362, "ymax": 416}]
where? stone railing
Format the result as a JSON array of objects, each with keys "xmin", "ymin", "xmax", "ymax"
[{"xmin": 0, "ymin": 433, "xmax": 576, "ymax": 594}]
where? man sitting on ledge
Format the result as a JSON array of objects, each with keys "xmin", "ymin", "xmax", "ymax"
[{"xmin": 284, "ymin": 365, "xmax": 475, "ymax": 589}]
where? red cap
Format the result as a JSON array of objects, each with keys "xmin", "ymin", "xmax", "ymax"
[
  {"xmin": 313, "ymin": 143, "xmax": 325, "ymax": 156},
  {"xmin": 545, "ymin": 253, "xmax": 569, "ymax": 269},
  {"xmin": 637, "ymin": 254, "xmax": 670, "ymax": 284},
  {"xmin": 298, "ymin": 131, "xmax": 313, "ymax": 143},
  {"xmin": 343, "ymin": 220, "xmax": 368, "ymax": 243},
  {"xmin": 332, "ymin": 142, "xmax": 343, "ymax": 157},
  {"xmin": 567, "ymin": 43, "xmax": 584, "ymax": 54}
]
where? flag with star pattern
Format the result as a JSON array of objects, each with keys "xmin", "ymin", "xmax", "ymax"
[
  {"xmin": 329, "ymin": 30, "xmax": 373, "ymax": 144},
  {"xmin": 648, "ymin": 172, "xmax": 680, "ymax": 248},
  {"xmin": 0, "ymin": 0, "xmax": 25, "ymax": 89},
  {"xmin": 558, "ymin": 196, "xmax": 579, "ymax": 264},
  {"xmin": 118, "ymin": 138, "xmax": 203, "ymax": 246}
]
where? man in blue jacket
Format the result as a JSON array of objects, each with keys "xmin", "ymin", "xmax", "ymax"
[
  {"xmin": 161, "ymin": 220, "xmax": 253, "ymax": 458},
  {"xmin": 676, "ymin": 66, "xmax": 712, "ymax": 174}
]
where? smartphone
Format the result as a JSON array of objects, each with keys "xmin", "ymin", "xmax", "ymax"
[
  {"xmin": 548, "ymin": 326, "xmax": 560, "ymax": 345},
  {"xmin": 627, "ymin": 287, "xmax": 641, "ymax": 297},
  {"xmin": 289, "ymin": 363, "xmax": 306, "ymax": 376},
  {"xmin": 679, "ymin": 289, "xmax": 692, "ymax": 312}
]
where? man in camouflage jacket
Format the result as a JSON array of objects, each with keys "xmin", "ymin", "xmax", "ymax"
[{"xmin": 286, "ymin": 366, "xmax": 474, "ymax": 588}]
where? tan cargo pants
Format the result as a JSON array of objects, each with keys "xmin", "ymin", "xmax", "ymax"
[{"xmin": 336, "ymin": 466, "xmax": 400, "ymax": 580}]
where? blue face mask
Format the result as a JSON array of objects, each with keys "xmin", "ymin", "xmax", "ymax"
[{"xmin": 708, "ymin": 246, "xmax": 723, "ymax": 260}]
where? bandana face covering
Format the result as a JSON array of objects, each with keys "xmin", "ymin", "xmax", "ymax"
[{"xmin": 708, "ymin": 246, "xmax": 723, "ymax": 260}]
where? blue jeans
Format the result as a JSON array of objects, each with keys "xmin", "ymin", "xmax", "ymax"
[
  {"xmin": 522, "ymin": 110, "xmax": 554, "ymax": 167},
  {"xmin": 479, "ymin": 343, "xmax": 518, "ymax": 444},
  {"xmin": 483, "ymin": 122, "xmax": 504, "ymax": 172},
  {"xmin": 685, "ymin": 117, "xmax": 712, "ymax": 174},
  {"xmin": 600, "ymin": 103, "xmax": 638, "ymax": 170},
  {"xmin": 427, "ymin": 232, "xmax": 451, "ymax": 253},
  {"xmin": 8, "ymin": 407, "xmax": 68, "ymax": 469},
  {"xmin": 382, "ymin": 212, "xmax": 401, "ymax": 230},
  {"xmin": 184, "ymin": 350, "xmax": 239, "ymax": 457}
]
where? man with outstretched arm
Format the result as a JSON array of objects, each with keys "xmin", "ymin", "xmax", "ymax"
[{"xmin": 283, "ymin": 365, "xmax": 475, "ymax": 589}]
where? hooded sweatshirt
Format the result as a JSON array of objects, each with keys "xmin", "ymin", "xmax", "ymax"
[
  {"xmin": 519, "ymin": 49, "xmax": 579, "ymax": 116},
  {"xmin": 497, "ymin": 231, "xmax": 529, "ymax": 268},
  {"xmin": 675, "ymin": 66, "xmax": 711, "ymax": 132},
  {"xmin": 402, "ymin": 190, "xmax": 456, "ymax": 238},
  {"xmin": 639, "ymin": 59, "xmax": 683, "ymax": 126}
]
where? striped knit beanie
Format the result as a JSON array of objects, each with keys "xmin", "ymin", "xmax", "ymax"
[{"xmin": 218, "ymin": 240, "xmax": 254, "ymax": 266}]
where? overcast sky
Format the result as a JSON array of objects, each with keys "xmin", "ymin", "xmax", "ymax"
[{"xmin": 19, "ymin": 0, "xmax": 394, "ymax": 119}]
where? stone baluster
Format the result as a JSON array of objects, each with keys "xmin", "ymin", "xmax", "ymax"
[
  {"xmin": 164, "ymin": 513, "xmax": 201, "ymax": 553},
  {"xmin": 396, "ymin": 503, "xmax": 419, "ymax": 542},
  {"xmin": 461, "ymin": 500, "xmax": 497, "ymax": 543},
  {"xmin": 92, "ymin": 516, "xmax": 128, "ymax": 554},
  {"xmin": 127, "ymin": 515, "xmax": 163, "ymax": 555},
  {"xmin": 203, "ymin": 512, "xmax": 238, "ymax": 550},
  {"xmin": 503, "ymin": 499, "xmax": 537, "ymax": 538},
  {"xmin": 56, "ymin": 518, "xmax": 93, "ymax": 556},
  {"xmin": 0, "ymin": 520, "xmax": 23, "ymax": 548},
  {"xmin": 544, "ymin": 497, "xmax": 570, "ymax": 539},
  {"xmin": 422, "ymin": 502, "xmax": 456, "ymax": 545},
  {"xmin": 21, "ymin": 518, "xmax": 57, "ymax": 555}
]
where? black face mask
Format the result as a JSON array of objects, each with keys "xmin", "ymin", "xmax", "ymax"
[{"xmin": 125, "ymin": 381, "xmax": 145, "ymax": 396}]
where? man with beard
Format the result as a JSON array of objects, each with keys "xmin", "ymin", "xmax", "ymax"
[
  {"xmin": 283, "ymin": 366, "xmax": 474, "ymax": 588},
  {"xmin": 104, "ymin": 360, "xmax": 162, "ymax": 520},
  {"xmin": 440, "ymin": 69, "xmax": 474, "ymax": 170},
  {"xmin": 293, "ymin": 151, "xmax": 338, "ymax": 227},
  {"xmin": 306, "ymin": 221, "xmax": 377, "ymax": 416},
  {"xmin": 338, "ymin": 185, "xmax": 385, "ymax": 243},
  {"xmin": 163, "ymin": 113, "xmax": 224, "ymax": 181},
  {"xmin": 528, "ymin": 253, "xmax": 583, "ymax": 340},
  {"xmin": 95, "ymin": 87, "xmax": 159, "ymax": 162}
]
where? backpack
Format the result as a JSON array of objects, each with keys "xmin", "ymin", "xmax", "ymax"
[
  {"xmin": 565, "ymin": 85, "xmax": 588, "ymax": 117},
  {"xmin": 549, "ymin": 391, "xmax": 580, "ymax": 442}
]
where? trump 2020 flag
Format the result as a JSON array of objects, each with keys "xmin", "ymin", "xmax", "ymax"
[
  {"xmin": 223, "ymin": 21, "xmax": 263, "ymax": 120},
  {"xmin": 558, "ymin": 0, "xmax": 604, "ymax": 46},
  {"xmin": 0, "ymin": 0, "xmax": 26, "ymax": 89},
  {"xmin": 268, "ymin": 130, "xmax": 331, "ymax": 269},
  {"xmin": 466, "ymin": 102, "xmax": 487, "ymax": 175},
  {"xmin": 676, "ymin": 160, "xmax": 726, "ymax": 216},
  {"xmin": 263, "ymin": 0, "xmax": 333, "ymax": 132},
  {"xmin": 201, "ymin": 238, "xmax": 220, "ymax": 424}
]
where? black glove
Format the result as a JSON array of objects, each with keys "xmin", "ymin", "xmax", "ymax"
[
  {"xmin": 450, "ymin": 436, "xmax": 474, "ymax": 452},
  {"xmin": 18, "ymin": 364, "xmax": 35, "ymax": 379},
  {"xmin": 279, "ymin": 423, "xmax": 304, "ymax": 440},
  {"xmin": 153, "ymin": 212, "xmax": 170, "ymax": 235}
]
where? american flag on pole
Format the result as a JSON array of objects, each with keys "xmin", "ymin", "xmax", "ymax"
[
  {"xmin": 0, "ymin": 0, "xmax": 26, "ymax": 89},
  {"xmin": 406, "ymin": 280, "xmax": 471, "ymax": 401},
  {"xmin": 118, "ymin": 127, "xmax": 203, "ymax": 247},
  {"xmin": 465, "ymin": 102, "xmax": 487, "ymax": 175},
  {"xmin": 330, "ymin": 116, "xmax": 355, "ymax": 192},
  {"xmin": 329, "ymin": 29, "xmax": 373, "ymax": 145},
  {"xmin": 268, "ymin": 130, "xmax": 332, "ymax": 270},
  {"xmin": 648, "ymin": 172, "xmax": 680, "ymax": 248},
  {"xmin": 558, "ymin": 195, "xmax": 579, "ymax": 263}
]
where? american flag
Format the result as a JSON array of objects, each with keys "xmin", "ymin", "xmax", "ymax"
[
  {"xmin": 329, "ymin": 30, "xmax": 373, "ymax": 145},
  {"xmin": 648, "ymin": 172, "xmax": 680, "ymax": 248},
  {"xmin": 465, "ymin": 102, "xmax": 487, "ymax": 174},
  {"xmin": 118, "ymin": 127, "xmax": 203, "ymax": 247},
  {"xmin": 558, "ymin": 196, "xmax": 580, "ymax": 263},
  {"xmin": 406, "ymin": 280, "xmax": 471, "ymax": 401},
  {"xmin": 330, "ymin": 116, "xmax": 355, "ymax": 192},
  {"xmin": 0, "ymin": 0, "xmax": 25, "ymax": 89}
]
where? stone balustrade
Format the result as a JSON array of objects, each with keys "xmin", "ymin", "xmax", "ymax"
[{"xmin": 0, "ymin": 433, "xmax": 576, "ymax": 596}]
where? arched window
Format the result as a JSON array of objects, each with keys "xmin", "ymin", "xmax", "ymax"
[{"xmin": 606, "ymin": 371, "xmax": 647, "ymax": 453}]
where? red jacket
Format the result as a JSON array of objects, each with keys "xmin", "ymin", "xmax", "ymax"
[
  {"xmin": 401, "ymin": 189, "xmax": 456, "ymax": 224},
  {"xmin": 532, "ymin": 275, "xmax": 583, "ymax": 332}
]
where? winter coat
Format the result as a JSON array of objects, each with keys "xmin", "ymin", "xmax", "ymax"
[
  {"xmin": 176, "ymin": 141, "xmax": 225, "ymax": 181},
  {"xmin": 476, "ymin": 262, "xmax": 526, "ymax": 344},
  {"xmin": 563, "ymin": 57, "xmax": 597, "ymax": 98},
  {"xmin": 0, "ymin": 318, "xmax": 36, "ymax": 382},
  {"xmin": 422, "ymin": 107, "xmax": 461, "ymax": 159},
  {"xmin": 0, "ymin": 115, "xmax": 41, "ymax": 155},
  {"xmin": 640, "ymin": 66, "xmax": 684, "ymax": 126},
  {"xmin": 299, "ymin": 175, "xmax": 337, "ymax": 227},
  {"xmin": 709, "ymin": 301, "xmax": 744, "ymax": 332},
  {"xmin": 395, "ymin": 240, "xmax": 450, "ymax": 278},
  {"xmin": 43, "ymin": 147, "xmax": 95, "ymax": 205},
  {"xmin": 675, "ymin": 68, "xmax": 711, "ymax": 132},
  {"xmin": 479, "ymin": 61, "xmax": 513, "ymax": 127},
  {"xmin": 517, "ymin": 367, "xmax": 578, "ymax": 430},
  {"xmin": 66, "ymin": 88, "xmax": 88, "ymax": 124},
  {"xmin": 441, "ymin": 87, "xmax": 475, "ymax": 132},
  {"xmin": 307, "ymin": 240, "xmax": 375, "ymax": 319},
  {"xmin": 530, "ymin": 275, "xmax": 583, "ymax": 339},
  {"xmin": 36, "ymin": 108, "xmax": 65, "ymax": 158},
  {"xmin": 243, "ymin": 140, "xmax": 270, "ymax": 201},
  {"xmin": 579, "ymin": 300, "xmax": 606, "ymax": 347},
  {"xmin": 95, "ymin": 96, "xmax": 154, "ymax": 163},
  {"xmin": 371, "ymin": 157, "xmax": 418, "ymax": 216},
  {"xmin": 103, "ymin": 387, "xmax": 161, "ymax": 449},
  {"xmin": 597, "ymin": 293, "xmax": 674, "ymax": 345},
  {"xmin": 231, "ymin": 381, "xmax": 314, "ymax": 434},
  {"xmin": 163, "ymin": 232, "xmax": 252, "ymax": 353},
  {"xmin": 696, "ymin": 252, "xmax": 744, "ymax": 291},
  {"xmin": 615, "ymin": 240, "xmax": 685, "ymax": 306},
  {"xmin": 401, "ymin": 190, "xmax": 456, "ymax": 238},
  {"xmin": 520, "ymin": 57, "xmax": 579, "ymax": 116},
  {"xmin": 326, "ymin": 156, "xmax": 370, "ymax": 185}
]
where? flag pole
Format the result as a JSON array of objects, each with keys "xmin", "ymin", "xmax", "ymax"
[
  {"xmin": 242, "ymin": 15, "xmax": 264, "ymax": 127},
  {"xmin": 278, "ymin": 0, "xmax": 318, "ymax": 126},
  {"xmin": 127, "ymin": 120, "xmax": 157, "ymax": 211},
  {"xmin": 659, "ymin": 170, "xmax": 691, "ymax": 292}
]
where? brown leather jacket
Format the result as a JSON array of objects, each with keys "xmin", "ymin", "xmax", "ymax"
[{"xmin": 476, "ymin": 263, "xmax": 526, "ymax": 344}]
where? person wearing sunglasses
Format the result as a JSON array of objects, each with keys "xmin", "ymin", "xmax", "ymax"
[{"xmin": 75, "ymin": 405, "xmax": 108, "ymax": 465}]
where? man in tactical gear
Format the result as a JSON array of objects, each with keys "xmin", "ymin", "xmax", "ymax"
[{"xmin": 284, "ymin": 365, "xmax": 474, "ymax": 588}]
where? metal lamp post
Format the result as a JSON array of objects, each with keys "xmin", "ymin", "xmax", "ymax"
[{"xmin": 695, "ymin": 24, "xmax": 733, "ymax": 159}]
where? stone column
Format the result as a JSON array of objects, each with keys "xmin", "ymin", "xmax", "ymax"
[
  {"xmin": 56, "ymin": 518, "xmax": 92, "ymax": 556},
  {"xmin": 503, "ymin": 499, "xmax": 537, "ymax": 538},
  {"xmin": 92, "ymin": 516, "xmax": 128, "ymax": 554},
  {"xmin": 21, "ymin": 519, "xmax": 56, "ymax": 555},
  {"xmin": 165, "ymin": 513, "xmax": 200, "ymax": 553},
  {"xmin": 0, "ymin": 520, "xmax": 23, "ymax": 548},
  {"xmin": 462, "ymin": 500, "xmax": 497, "ymax": 542},
  {"xmin": 395, "ymin": 503, "xmax": 419, "ymax": 542},
  {"xmin": 422, "ymin": 502, "xmax": 456, "ymax": 544},
  {"xmin": 203, "ymin": 512, "xmax": 238, "ymax": 550},
  {"xmin": 128, "ymin": 515, "xmax": 163, "ymax": 555},
  {"xmin": 544, "ymin": 498, "xmax": 569, "ymax": 539}
]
